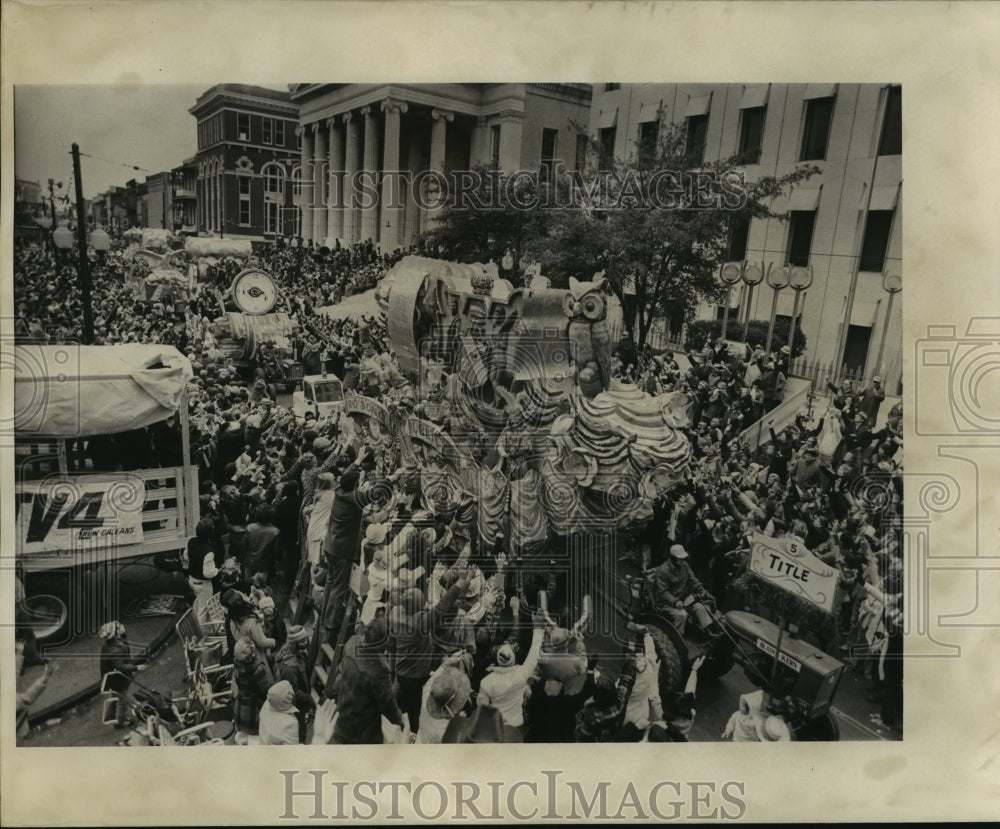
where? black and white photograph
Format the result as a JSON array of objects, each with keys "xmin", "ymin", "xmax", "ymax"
[{"xmin": 2, "ymin": 2, "xmax": 998, "ymax": 826}]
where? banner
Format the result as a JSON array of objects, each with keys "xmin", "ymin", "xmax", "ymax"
[
  {"xmin": 738, "ymin": 381, "xmax": 810, "ymax": 452},
  {"xmin": 15, "ymin": 475, "xmax": 146, "ymax": 556},
  {"xmin": 748, "ymin": 532, "xmax": 839, "ymax": 614},
  {"xmin": 344, "ymin": 391, "xmax": 391, "ymax": 429}
]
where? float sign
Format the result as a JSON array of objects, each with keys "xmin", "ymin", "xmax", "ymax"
[{"xmin": 749, "ymin": 533, "xmax": 838, "ymax": 614}]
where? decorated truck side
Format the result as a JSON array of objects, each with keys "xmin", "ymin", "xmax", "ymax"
[{"xmin": 13, "ymin": 344, "xmax": 199, "ymax": 642}]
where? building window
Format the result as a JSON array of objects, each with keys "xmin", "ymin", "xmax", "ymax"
[
  {"xmin": 800, "ymin": 97, "xmax": 835, "ymax": 161},
  {"xmin": 598, "ymin": 126, "xmax": 616, "ymax": 160},
  {"xmin": 859, "ymin": 210, "xmax": 894, "ymax": 272},
  {"xmin": 879, "ymin": 86, "xmax": 902, "ymax": 156},
  {"xmin": 238, "ymin": 113, "xmax": 251, "ymax": 142},
  {"xmin": 291, "ymin": 166, "xmax": 302, "ymax": 198},
  {"xmin": 295, "ymin": 129, "xmax": 302, "ymax": 150},
  {"xmin": 738, "ymin": 106, "xmax": 766, "ymax": 164},
  {"xmin": 275, "ymin": 120, "xmax": 285, "ymax": 147},
  {"xmin": 638, "ymin": 121, "xmax": 658, "ymax": 163},
  {"xmin": 604, "ymin": 83, "xmax": 621, "ymax": 92},
  {"xmin": 786, "ymin": 211, "xmax": 817, "ymax": 266},
  {"xmin": 265, "ymin": 201, "xmax": 279, "ymax": 235},
  {"xmin": 264, "ymin": 168, "xmax": 283, "ymax": 196},
  {"xmin": 490, "ymin": 125, "xmax": 501, "ymax": 170},
  {"xmin": 262, "ymin": 118, "xmax": 273, "ymax": 145},
  {"xmin": 727, "ymin": 215, "xmax": 750, "ymax": 261},
  {"xmin": 686, "ymin": 114, "xmax": 709, "ymax": 165},
  {"xmin": 540, "ymin": 128, "xmax": 558, "ymax": 184},
  {"xmin": 238, "ymin": 175, "xmax": 251, "ymax": 226}
]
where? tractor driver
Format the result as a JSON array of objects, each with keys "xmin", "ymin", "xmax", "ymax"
[{"xmin": 651, "ymin": 544, "xmax": 723, "ymax": 637}]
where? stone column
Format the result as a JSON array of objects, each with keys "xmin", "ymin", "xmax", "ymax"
[
  {"xmin": 379, "ymin": 99, "xmax": 408, "ymax": 253},
  {"xmin": 298, "ymin": 125, "xmax": 314, "ymax": 243},
  {"xmin": 360, "ymin": 105, "xmax": 380, "ymax": 245},
  {"xmin": 425, "ymin": 108, "xmax": 453, "ymax": 232},
  {"xmin": 342, "ymin": 112, "xmax": 360, "ymax": 245},
  {"xmin": 498, "ymin": 113, "xmax": 525, "ymax": 173},
  {"xmin": 404, "ymin": 126, "xmax": 423, "ymax": 248},
  {"xmin": 312, "ymin": 122, "xmax": 328, "ymax": 245},
  {"xmin": 470, "ymin": 116, "xmax": 487, "ymax": 167},
  {"xmin": 215, "ymin": 165, "xmax": 223, "ymax": 234},
  {"xmin": 326, "ymin": 117, "xmax": 344, "ymax": 244}
]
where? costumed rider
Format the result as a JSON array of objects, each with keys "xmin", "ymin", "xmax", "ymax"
[{"xmin": 650, "ymin": 543, "xmax": 724, "ymax": 637}]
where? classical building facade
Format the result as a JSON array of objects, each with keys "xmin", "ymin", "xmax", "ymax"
[
  {"xmin": 189, "ymin": 84, "xmax": 302, "ymax": 240},
  {"xmin": 589, "ymin": 83, "xmax": 903, "ymax": 389},
  {"xmin": 288, "ymin": 83, "xmax": 592, "ymax": 252}
]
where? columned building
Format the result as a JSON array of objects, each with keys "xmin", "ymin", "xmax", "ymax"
[
  {"xmin": 189, "ymin": 84, "xmax": 302, "ymax": 241},
  {"xmin": 288, "ymin": 83, "xmax": 592, "ymax": 252},
  {"xmin": 589, "ymin": 83, "xmax": 903, "ymax": 390}
]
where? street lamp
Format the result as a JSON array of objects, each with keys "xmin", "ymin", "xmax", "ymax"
[
  {"xmin": 786, "ymin": 264, "xmax": 813, "ymax": 357},
  {"xmin": 90, "ymin": 225, "xmax": 111, "ymax": 259},
  {"xmin": 874, "ymin": 272, "xmax": 902, "ymax": 379},
  {"xmin": 52, "ymin": 222, "xmax": 74, "ymax": 252},
  {"xmin": 718, "ymin": 261, "xmax": 743, "ymax": 341},
  {"xmin": 740, "ymin": 261, "xmax": 765, "ymax": 344},
  {"xmin": 763, "ymin": 264, "xmax": 790, "ymax": 356}
]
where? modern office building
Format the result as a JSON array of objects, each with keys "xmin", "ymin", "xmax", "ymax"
[{"xmin": 588, "ymin": 83, "xmax": 902, "ymax": 388}]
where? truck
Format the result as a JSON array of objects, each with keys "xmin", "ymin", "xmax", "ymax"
[{"xmin": 13, "ymin": 344, "xmax": 200, "ymax": 643}]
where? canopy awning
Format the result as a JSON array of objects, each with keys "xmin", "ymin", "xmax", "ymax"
[
  {"xmin": 685, "ymin": 93, "xmax": 712, "ymax": 117},
  {"xmin": 804, "ymin": 83, "xmax": 838, "ymax": 100},
  {"xmin": 741, "ymin": 84, "xmax": 770, "ymax": 109},
  {"xmin": 787, "ymin": 186, "xmax": 823, "ymax": 212},
  {"xmin": 598, "ymin": 107, "xmax": 618, "ymax": 129},
  {"xmin": 14, "ymin": 345, "xmax": 193, "ymax": 438},
  {"xmin": 637, "ymin": 100, "xmax": 661, "ymax": 123},
  {"xmin": 867, "ymin": 184, "xmax": 900, "ymax": 211}
]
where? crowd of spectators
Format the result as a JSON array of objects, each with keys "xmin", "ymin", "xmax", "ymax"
[{"xmin": 12, "ymin": 230, "xmax": 904, "ymax": 741}]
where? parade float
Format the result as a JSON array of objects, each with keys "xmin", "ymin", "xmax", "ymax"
[{"xmin": 370, "ymin": 257, "xmax": 845, "ymax": 737}]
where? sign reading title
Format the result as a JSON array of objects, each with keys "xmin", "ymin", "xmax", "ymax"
[{"xmin": 748, "ymin": 533, "xmax": 839, "ymax": 614}]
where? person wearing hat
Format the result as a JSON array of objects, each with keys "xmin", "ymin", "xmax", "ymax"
[
  {"xmin": 754, "ymin": 713, "xmax": 792, "ymax": 742},
  {"xmin": 330, "ymin": 617, "xmax": 406, "ymax": 745},
  {"xmin": 388, "ymin": 569, "xmax": 472, "ymax": 735},
  {"xmin": 259, "ymin": 680, "xmax": 302, "ymax": 745},
  {"xmin": 722, "ymin": 688, "xmax": 766, "ymax": 742},
  {"xmin": 651, "ymin": 544, "xmax": 721, "ymax": 636},
  {"xmin": 417, "ymin": 656, "xmax": 474, "ymax": 744},
  {"xmin": 477, "ymin": 619, "xmax": 546, "ymax": 735},
  {"xmin": 536, "ymin": 625, "xmax": 589, "ymax": 697},
  {"xmin": 274, "ymin": 624, "xmax": 317, "ymax": 743},
  {"xmin": 233, "ymin": 636, "xmax": 271, "ymax": 744},
  {"xmin": 98, "ymin": 621, "xmax": 146, "ymax": 728},
  {"xmin": 859, "ymin": 375, "xmax": 886, "ymax": 426},
  {"xmin": 791, "ymin": 443, "xmax": 825, "ymax": 491}
]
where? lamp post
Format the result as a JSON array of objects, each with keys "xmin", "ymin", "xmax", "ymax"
[
  {"xmin": 786, "ymin": 265, "xmax": 813, "ymax": 357},
  {"xmin": 763, "ymin": 264, "xmax": 790, "ymax": 356},
  {"xmin": 874, "ymin": 272, "xmax": 902, "ymax": 378},
  {"xmin": 740, "ymin": 261, "xmax": 765, "ymax": 345},
  {"xmin": 718, "ymin": 261, "xmax": 743, "ymax": 341}
]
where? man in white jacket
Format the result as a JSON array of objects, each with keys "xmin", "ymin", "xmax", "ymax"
[{"xmin": 477, "ymin": 621, "xmax": 545, "ymax": 736}]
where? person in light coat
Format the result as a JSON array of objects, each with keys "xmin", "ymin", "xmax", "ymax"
[{"xmin": 477, "ymin": 622, "xmax": 544, "ymax": 735}]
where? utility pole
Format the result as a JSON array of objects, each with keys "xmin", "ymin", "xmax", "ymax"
[{"xmin": 71, "ymin": 143, "xmax": 95, "ymax": 344}]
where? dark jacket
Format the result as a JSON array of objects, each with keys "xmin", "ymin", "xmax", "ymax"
[
  {"xmin": 325, "ymin": 486, "xmax": 372, "ymax": 562},
  {"xmin": 575, "ymin": 661, "xmax": 637, "ymax": 742},
  {"xmin": 391, "ymin": 580, "xmax": 467, "ymax": 681},
  {"xmin": 331, "ymin": 635, "xmax": 403, "ymax": 744}
]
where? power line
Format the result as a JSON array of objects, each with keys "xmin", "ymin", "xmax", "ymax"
[{"xmin": 72, "ymin": 150, "xmax": 153, "ymax": 173}]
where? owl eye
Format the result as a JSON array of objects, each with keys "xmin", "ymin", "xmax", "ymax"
[{"xmin": 581, "ymin": 294, "xmax": 606, "ymax": 320}]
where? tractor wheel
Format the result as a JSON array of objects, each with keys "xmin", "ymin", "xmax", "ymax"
[
  {"xmin": 795, "ymin": 712, "xmax": 841, "ymax": 742},
  {"xmin": 702, "ymin": 635, "xmax": 736, "ymax": 680},
  {"xmin": 646, "ymin": 623, "xmax": 684, "ymax": 694}
]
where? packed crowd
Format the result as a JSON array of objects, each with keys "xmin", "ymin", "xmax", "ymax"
[{"xmin": 13, "ymin": 230, "xmax": 904, "ymax": 742}]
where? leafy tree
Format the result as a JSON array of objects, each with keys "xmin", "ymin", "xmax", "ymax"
[
  {"xmin": 531, "ymin": 122, "xmax": 820, "ymax": 350},
  {"xmin": 420, "ymin": 164, "xmax": 548, "ymax": 285}
]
